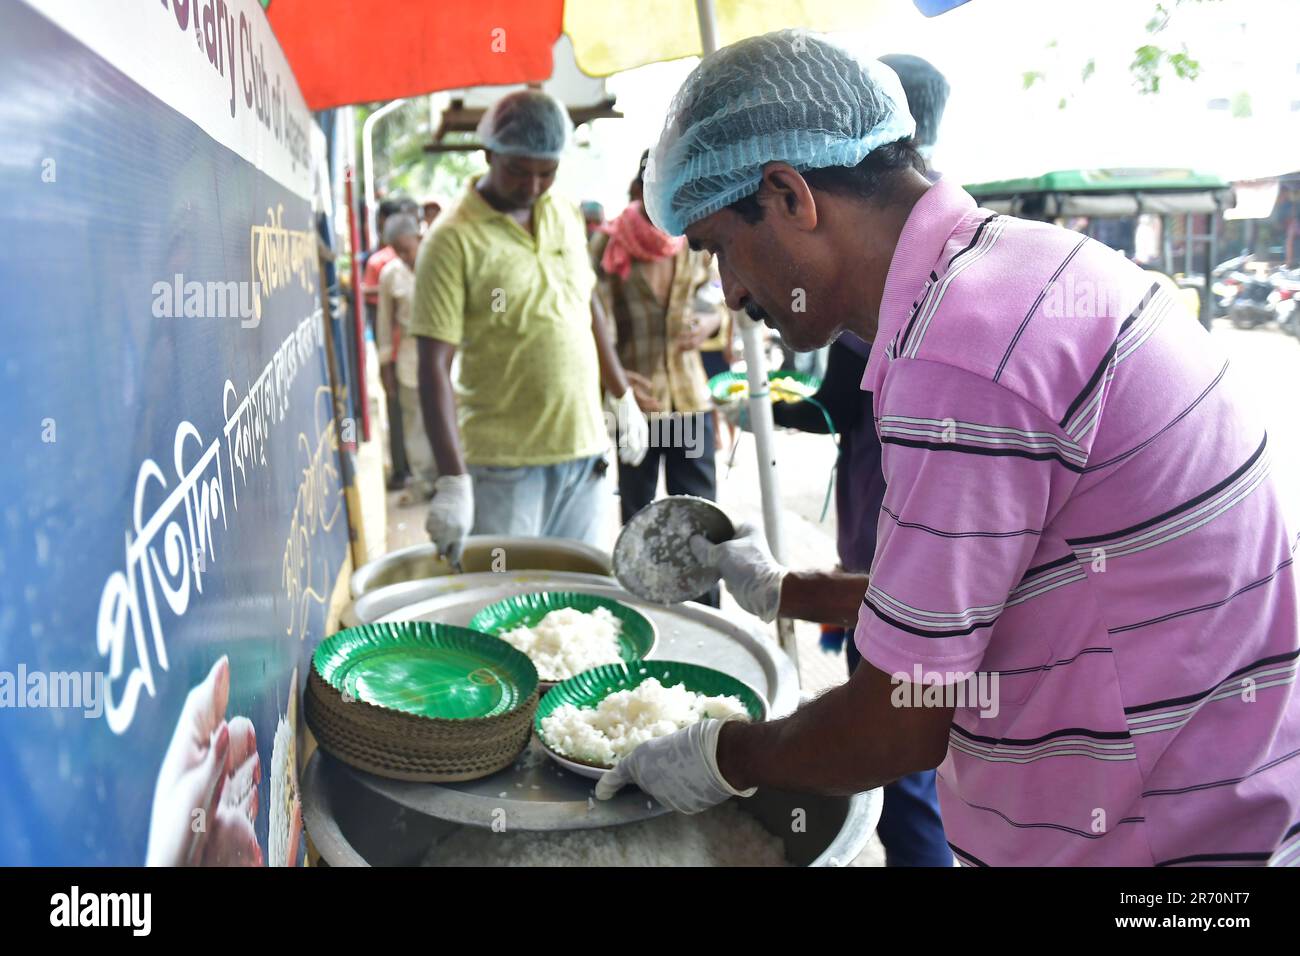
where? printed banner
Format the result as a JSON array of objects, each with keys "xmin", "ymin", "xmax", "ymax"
[{"xmin": 0, "ymin": 0, "xmax": 349, "ymax": 865}]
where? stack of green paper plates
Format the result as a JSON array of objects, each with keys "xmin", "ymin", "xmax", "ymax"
[
  {"xmin": 468, "ymin": 592, "xmax": 657, "ymax": 687},
  {"xmin": 305, "ymin": 622, "xmax": 540, "ymax": 782},
  {"xmin": 534, "ymin": 660, "xmax": 767, "ymax": 778},
  {"xmin": 313, "ymin": 621, "xmax": 537, "ymax": 719}
]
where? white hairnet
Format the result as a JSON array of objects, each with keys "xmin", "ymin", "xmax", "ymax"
[
  {"xmin": 476, "ymin": 89, "xmax": 573, "ymax": 160},
  {"xmin": 644, "ymin": 30, "xmax": 915, "ymax": 236}
]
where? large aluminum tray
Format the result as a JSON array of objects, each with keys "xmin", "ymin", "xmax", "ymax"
[
  {"xmin": 350, "ymin": 538, "xmax": 612, "ymax": 598},
  {"xmin": 343, "ymin": 571, "xmax": 800, "ymax": 831},
  {"xmin": 301, "ymin": 750, "xmax": 882, "ymax": 866},
  {"xmin": 352, "ymin": 571, "xmax": 614, "ymax": 627}
]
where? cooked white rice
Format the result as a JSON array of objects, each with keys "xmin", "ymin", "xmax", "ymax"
[
  {"xmin": 269, "ymin": 714, "xmax": 294, "ymax": 867},
  {"xmin": 499, "ymin": 606, "xmax": 625, "ymax": 682},
  {"xmin": 540, "ymin": 677, "xmax": 749, "ymax": 766},
  {"xmin": 424, "ymin": 801, "xmax": 788, "ymax": 867},
  {"xmin": 269, "ymin": 669, "xmax": 299, "ymax": 868}
]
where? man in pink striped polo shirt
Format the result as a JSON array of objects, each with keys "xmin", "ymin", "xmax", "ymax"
[{"xmin": 597, "ymin": 30, "xmax": 1300, "ymax": 866}]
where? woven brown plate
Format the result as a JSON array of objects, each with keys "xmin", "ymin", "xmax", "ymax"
[
  {"xmin": 308, "ymin": 724, "xmax": 529, "ymax": 782},
  {"xmin": 305, "ymin": 684, "xmax": 537, "ymax": 782},
  {"xmin": 305, "ymin": 678, "xmax": 536, "ymax": 756},
  {"xmin": 306, "ymin": 668, "xmax": 535, "ymax": 739}
]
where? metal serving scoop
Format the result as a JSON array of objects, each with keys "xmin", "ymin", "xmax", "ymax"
[{"xmin": 612, "ymin": 496, "xmax": 736, "ymax": 605}]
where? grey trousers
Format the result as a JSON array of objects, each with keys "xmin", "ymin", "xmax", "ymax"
[{"xmin": 468, "ymin": 454, "xmax": 607, "ymax": 546}]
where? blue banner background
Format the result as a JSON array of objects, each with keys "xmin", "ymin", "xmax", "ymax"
[{"xmin": 0, "ymin": 2, "xmax": 348, "ymax": 865}]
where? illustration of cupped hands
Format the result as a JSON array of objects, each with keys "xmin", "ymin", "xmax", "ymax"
[{"xmin": 145, "ymin": 656, "xmax": 263, "ymax": 866}]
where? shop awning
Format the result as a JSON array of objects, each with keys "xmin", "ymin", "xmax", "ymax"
[{"xmin": 966, "ymin": 168, "xmax": 1232, "ymax": 218}]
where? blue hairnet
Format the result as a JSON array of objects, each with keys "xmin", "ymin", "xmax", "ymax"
[
  {"xmin": 879, "ymin": 54, "xmax": 950, "ymax": 151},
  {"xmin": 644, "ymin": 30, "xmax": 916, "ymax": 236},
  {"xmin": 476, "ymin": 90, "xmax": 573, "ymax": 160}
]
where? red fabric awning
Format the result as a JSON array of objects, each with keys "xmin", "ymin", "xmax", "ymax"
[
  {"xmin": 265, "ymin": 0, "xmax": 960, "ymax": 111},
  {"xmin": 266, "ymin": 0, "xmax": 564, "ymax": 110}
]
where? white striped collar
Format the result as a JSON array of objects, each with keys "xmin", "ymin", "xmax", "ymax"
[{"xmin": 865, "ymin": 178, "xmax": 978, "ymax": 392}]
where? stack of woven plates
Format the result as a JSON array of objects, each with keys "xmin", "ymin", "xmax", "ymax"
[{"xmin": 305, "ymin": 622, "xmax": 539, "ymax": 782}]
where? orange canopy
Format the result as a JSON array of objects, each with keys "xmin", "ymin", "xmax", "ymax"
[{"xmin": 266, "ymin": 0, "xmax": 564, "ymax": 110}]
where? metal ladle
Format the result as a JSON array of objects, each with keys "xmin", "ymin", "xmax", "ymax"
[{"xmin": 612, "ymin": 496, "xmax": 736, "ymax": 605}]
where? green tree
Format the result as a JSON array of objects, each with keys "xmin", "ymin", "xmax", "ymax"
[
  {"xmin": 356, "ymin": 99, "xmax": 486, "ymax": 203},
  {"xmin": 1027, "ymin": 0, "xmax": 1220, "ymax": 107},
  {"xmin": 1129, "ymin": 1, "xmax": 1209, "ymax": 95}
]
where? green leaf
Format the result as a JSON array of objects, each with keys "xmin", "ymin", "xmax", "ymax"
[
  {"xmin": 1131, "ymin": 44, "xmax": 1164, "ymax": 94},
  {"xmin": 1133, "ymin": 43, "xmax": 1163, "ymax": 68},
  {"xmin": 1169, "ymin": 48, "xmax": 1201, "ymax": 80}
]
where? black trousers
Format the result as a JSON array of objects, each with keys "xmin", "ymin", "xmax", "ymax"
[
  {"xmin": 617, "ymin": 412, "xmax": 719, "ymax": 607},
  {"xmin": 368, "ymin": 297, "xmax": 410, "ymax": 482},
  {"xmin": 387, "ymin": 387, "xmax": 410, "ymax": 480}
]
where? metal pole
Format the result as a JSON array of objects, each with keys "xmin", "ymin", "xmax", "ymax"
[
  {"xmin": 1203, "ymin": 209, "xmax": 1218, "ymax": 332},
  {"xmin": 693, "ymin": 0, "xmax": 798, "ymax": 670},
  {"xmin": 690, "ymin": 5, "xmax": 781, "ymax": 547},
  {"xmin": 362, "ymin": 98, "xmax": 407, "ymax": 250},
  {"xmin": 1161, "ymin": 214, "xmax": 1173, "ymax": 275},
  {"xmin": 344, "ymin": 168, "xmax": 371, "ymax": 443},
  {"xmin": 737, "ymin": 314, "xmax": 786, "ymax": 566},
  {"xmin": 694, "ymin": 0, "xmax": 719, "ymax": 53},
  {"xmin": 694, "ymin": 0, "xmax": 784, "ymax": 559}
]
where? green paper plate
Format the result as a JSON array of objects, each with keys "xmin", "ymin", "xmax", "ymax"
[
  {"xmin": 468, "ymin": 592, "xmax": 656, "ymax": 682},
  {"xmin": 707, "ymin": 370, "xmax": 820, "ymax": 404},
  {"xmin": 534, "ymin": 660, "xmax": 768, "ymax": 769},
  {"xmin": 312, "ymin": 622, "xmax": 538, "ymax": 721}
]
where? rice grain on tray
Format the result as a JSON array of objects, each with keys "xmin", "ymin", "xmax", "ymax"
[
  {"xmin": 424, "ymin": 801, "xmax": 788, "ymax": 867},
  {"xmin": 499, "ymin": 606, "xmax": 624, "ymax": 682},
  {"xmin": 540, "ymin": 677, "xmax": 749, "ymax": 766}
]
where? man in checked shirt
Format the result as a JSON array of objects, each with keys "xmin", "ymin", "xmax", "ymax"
[{"xmin": 590, "ymin": 152, "xmax": 725, "ymax": 568}]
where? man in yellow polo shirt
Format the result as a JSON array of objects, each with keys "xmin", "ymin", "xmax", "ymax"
[{"xmin": 412, "ymin": 90, "xmax": 648, "ymax": 565}]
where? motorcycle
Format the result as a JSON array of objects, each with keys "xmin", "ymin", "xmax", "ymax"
[
  {"xmin": 1227, "ymin": 268, "xmax": 1290, "ymax": 330},
  {"xmin": 1272, "ymin": 269, "xmax": 1300, "ymax": 338},
  {"xmin": 1227, "ymin": 274, "xmax": 1279, "ymax": 330}
]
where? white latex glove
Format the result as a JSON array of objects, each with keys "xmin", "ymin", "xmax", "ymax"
[
  {"xmin": 606, "ymin": 387, "xmax": 649, "ymax": 467},
  {"xmin": 594, "ymin": 715, "xmax": 756, "ymax": 813},
  {"xmin": 689, "ymin": 521, "xmax": 787, "ymax": 622},
  {"xmin": 425, "ymin": 473, "xmax": 474, "ymax": 568}
]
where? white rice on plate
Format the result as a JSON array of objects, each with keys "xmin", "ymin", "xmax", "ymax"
[
  {"xmin": 540, "ymin": 677, "xmax": 750, "ymax": 766},
  {"xmin": 499, "ymin": 606, "xmax": 625, "ymax": 682}
]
